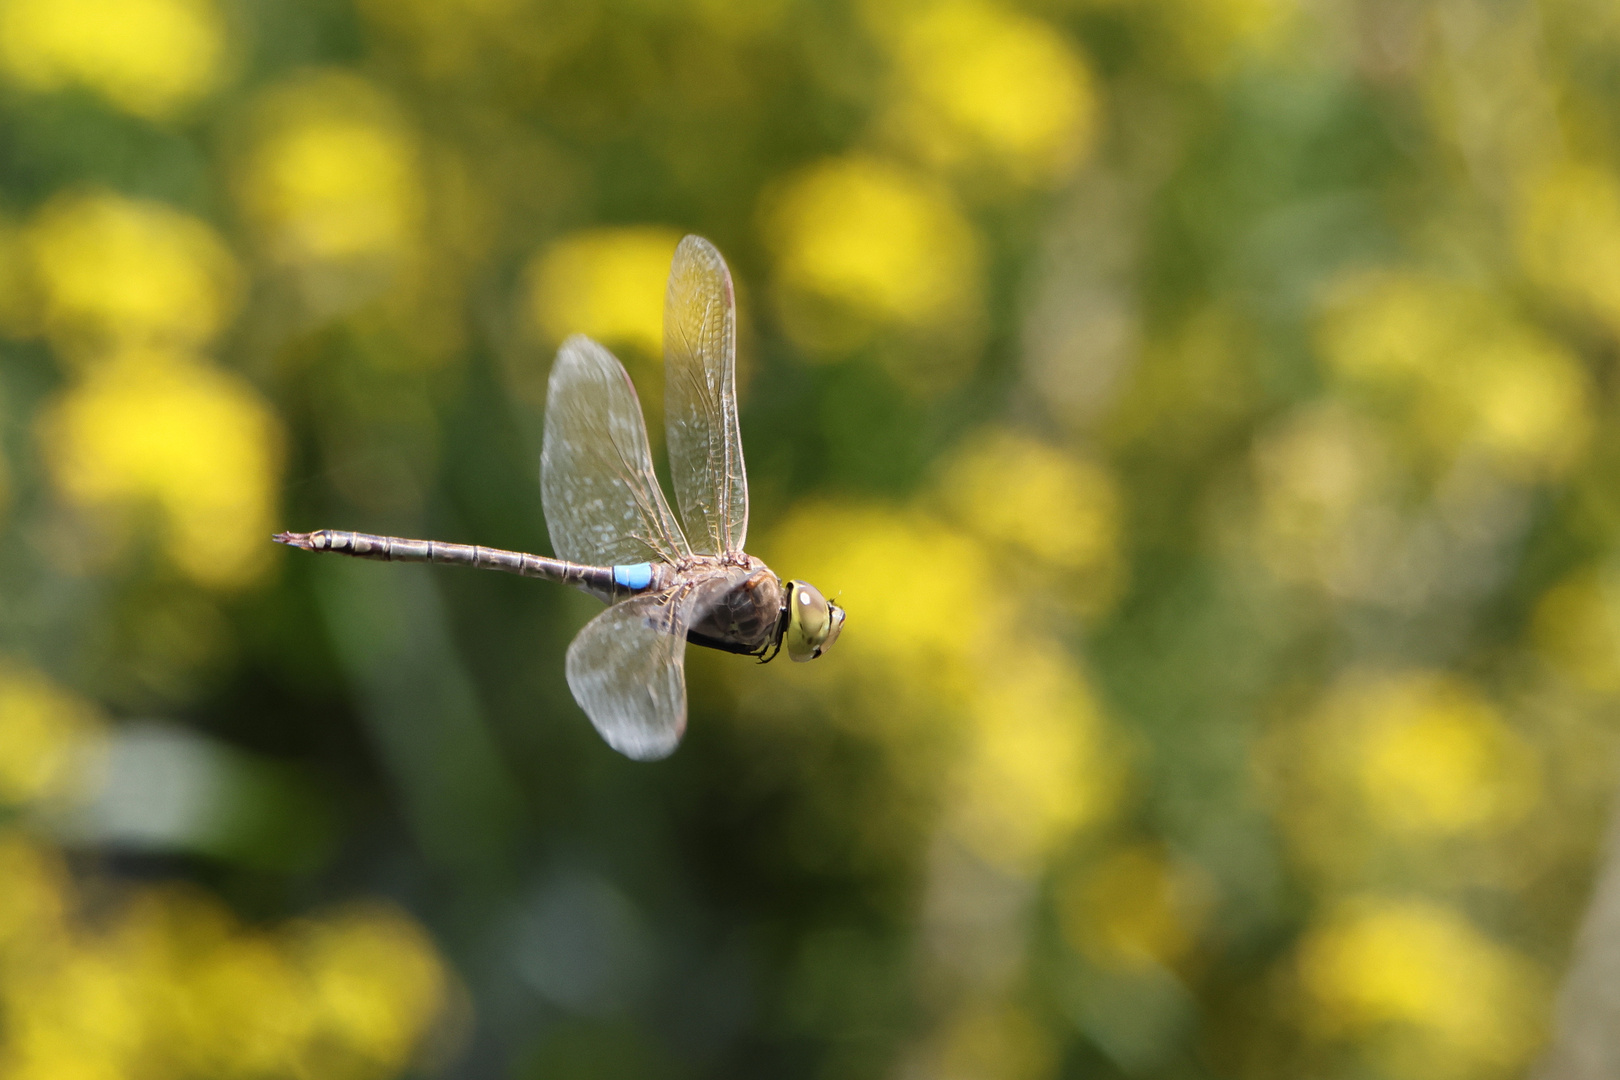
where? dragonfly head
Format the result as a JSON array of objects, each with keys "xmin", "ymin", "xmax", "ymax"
[{"xmin": 784, "ymin": 580, "xmax": 845, "ymax": 662}]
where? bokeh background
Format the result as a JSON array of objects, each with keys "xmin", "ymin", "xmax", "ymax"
[{"xmin": 1, "ymin": 0, "xmax": 1619, "ymax": 1076}]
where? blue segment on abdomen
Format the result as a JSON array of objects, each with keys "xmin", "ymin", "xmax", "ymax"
[{"xmin": 612, "ymin": 562, "xmax": 654, "ymax": 589}]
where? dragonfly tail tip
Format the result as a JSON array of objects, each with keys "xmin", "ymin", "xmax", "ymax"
[{"xmin": 273, "ymin": 531, "xmax": 313, "ymax": 549}]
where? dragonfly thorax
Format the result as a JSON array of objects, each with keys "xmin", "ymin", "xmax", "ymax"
[{"xmin": 682, "ymin": 557, "xmax": 787, "ymax": 659}]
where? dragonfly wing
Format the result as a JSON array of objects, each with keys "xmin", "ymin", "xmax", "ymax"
[
  {"xmin": 565, "ymin": 575, "xmax": 739, "ymax": 760},
  {"xmin": 542, "ymin": 335, "xmax": 688, "ymax": 567},
  {"xmin": 665, "ymin": 235, "xmax": 747, "ymax": 556}
]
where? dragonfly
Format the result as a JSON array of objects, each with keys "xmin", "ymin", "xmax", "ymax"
[{"xmin": 275, "ymin": 236, "xmax": 843, "ymax": 760}]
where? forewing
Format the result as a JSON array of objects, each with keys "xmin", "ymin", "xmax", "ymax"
[
  {"xmin": 665, "ymin": 235, "xmax": 747, "ymax": 555},
  {"xmin": 542, "ymin": 336, "xmax": 687, "ymax": 566},
  {"xmin": 564, "ymin": 574, "xmax": 741, "ymax": 760}
]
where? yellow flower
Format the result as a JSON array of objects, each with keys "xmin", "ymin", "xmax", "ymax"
[
  {"xmin": 938, "ymin": 1005, "xmax": 1057, "ymax": 1080},
  {"xmin": 0, "ymin": 663, "xmax": 102, "ymax": 807},
  {"xmin": 739, "ymin": 501, "xmax": 1004, "ymax": 756},
  {"xmin": 753, "ymin": 502, "xmax": 1120, "ymax": 869},
  {"xmin": 26, "ymin": 191, "xmax": 239, "ymax": 364},
  {"xmin": 1057, "ymin": 844, "xmax": 1211, "ymax": 971},
  {"xmin": 765, "ymin": 502, "xmax": 1002, "ymax": 674},
  {"xmin": 1329, "ymin": 671, "xmax": 1537, "ymax": 838},
  {"xmin": 938, "ymin": 430, "xmax": 1122, "ymax": 615},
  {"xmin": 1354, "ymin": 693, "xmax": 1532, "ymax": 836},
  {"xmin": 0, "ymin": 0, "xmax": 225, "ymax": 118},
  {"xmin": 1297, "ymin": 898, "xmax": 1546, "ymax": 1074},
  {"xmin": 0, "ymin": 866, "xmax": 454, "ymax": 1080},
  {"xmin": 299, "ymin": 905, "xmax": 449, "ymax": 1072},
  {"xmin": 949, "ymin": 640, "xmax": 1115, "ymax": 871},
  {"xmin": 39, "ymin": 349, "xmax": 283, "ymax": 589},
  {"xmin": 0, "ymin": 831, "xmax": 69, "ymax": 948},
  {"xmin": 527, "ymin": 227, "xmax": 684, "ymax": 356},
  {"xmin": 1317, "ymin": 271, "xmax": 1590, "ymax": 481},
  {"xmin": 873, "ymin": 0, "xmax": 1099, "ymax": 186},
  {"xmin": 1249, "ymin": 403, "xmax": 1391, "ymax": 591},
  {"xmin": 239, "ymin": 73, "xmax": 423, "ymax": 269},
  {"xmin": 1260, "ymin": 669, "xmax": 1544, "ymax": 891},
  {"xmin": 1531, "ymin": 568, "xmax": 1620, "ymax": 694},
  {"xmin": 1517, "ymin": 162, "xmax": 1620, "ymax": 334},
  {"xmin": 1159, "ymin": 0, "xmax": 1298, "ymax": 79},
  {"xmin": 763, "ymin": 156, "xmax": 983, "ymax": 385}
]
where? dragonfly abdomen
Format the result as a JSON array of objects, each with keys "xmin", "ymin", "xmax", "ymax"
[
  {"xmin": 611, "ymin": 563, "xmax": 655, "ymax": 589},
  {"xmin": 273, "ymin": 528, "xmax": 630, "ymax": 595}
]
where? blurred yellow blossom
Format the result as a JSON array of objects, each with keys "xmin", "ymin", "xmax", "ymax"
[
  {"xmin": 25, "ymin": 191, "xmax": 240, "ymax": 364},
  {"xmin": 0, "ymin": 850, "xmax": 453, "ymax": 1080},
  {"xmin": 0, "ymin": 831, "xmax": 69, "ymax": 949},
  {"xmin": 871, "ymin": 0, "xmax": 1098, "ymax": 186},
  {"xmin": 1352, "ymin": 683, "xmax": 1535, "ymax": 837},
  {"xmin": 754, "ymin": 501, "xmax": 1120, "ymax": 873},
  {"xmin": 527, "ymin": 227, "xmax": 684, "ymax": 355},
  {"xmin": 758, "ymin": 501, "xmax": 1010, "ymax": 722},
  {"xmin": 1159, "ymin": 0, "xmax": 1298, "ymax": 78},
  {"xmin": 1262, "ymin": 669, "xmax": 1543, "ymax": 895},
  {"xmin": 1323, "ymin": 672, "xmax": 1537, "ymax": 838},
  {"xmin": 765, "ymin": 502, "xmax": 1006, "ymax": 680},
  {"xmin": 299, "ymin": 905, "xmax": 451, "ymax": 1075},
  {"xmin": 239, "ymin": 73, "xmax": 423, "ymax": 271},
  {"xmin": 38, "ymin": 349, "xmax": 283, "ymax": 589},
  {"xmin": 1518, "ymin": 162, "xmax": 1620, "ymax": 334},
  {"xmin": 938, "ymin": 429, "xmax": 1122, "ymax": 615},
  {"xmin": 1249, "ymin": 403, "xmax": 1391, "ymax": 592},
  {"xmin": 763, "ymin": 155, "xmax": 982, "ymax": 381},
  {"xmin": 949, "ymin": 641, "xmax": 1115, "ymax": 871},
  {"xmin": 746, "ymin": 501, "xmax": 1004, "ymax": 766},
  {"xmin": 1317, "ymin": 271, "xmax": 1590, "ymax": 481},
  {"xmin": 0, "ymin": 663, "xmax": 103, "ymax": 807},
  {"xmin": 938, "ymin": 1005, "xmax": 1057, "ymax": 1080},
  {"xmin": 1531, "ymin": 567, "xmax": 1620, "ymax": 694},
  {"xmin": 1057, "ymin": 844, "xmax": 1211, "ymax": 972},
  {"xmin": 157, "ymin": 903, "xmax": 309, "ymax": 1075},
  {"xmin": 0, "ymin": 0, "xmax": 225, "ymax": 118},
  {"xmin": 1296, "ymin": 897, "xmax": 1546, "ymax": 1075}
]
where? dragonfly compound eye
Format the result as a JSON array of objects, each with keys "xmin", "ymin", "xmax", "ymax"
[
  {"xmin": 785, "ymin": 581, "xmax": 839, "ymax": 662},
  {"xmin": 819, "ymin": 602, "xmax": 845, "ymax": 657}
]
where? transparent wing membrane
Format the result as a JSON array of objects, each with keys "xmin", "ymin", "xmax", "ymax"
[
  {"xmin": 665, "ymin": 235, "xmax": 748, "ymax": 556},
  {"xmin": 565, "ymin": 593, "xmax": 689, "ymax": 761},
  {"xmin": 564, "ymin": 575, "xmax": 739, "ymax": 760},
  {"xmin": 544, "ymin": 245, "xmax": 761, "ymax": 758},
  {"xmin": 542, "ymin": 336, "xmax": 688, "ymax": 567}
]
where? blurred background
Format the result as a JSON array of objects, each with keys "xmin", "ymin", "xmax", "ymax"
[{"xmin": 0, "ymin": 0, "xmax": 1618, "ymax": 1076}]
